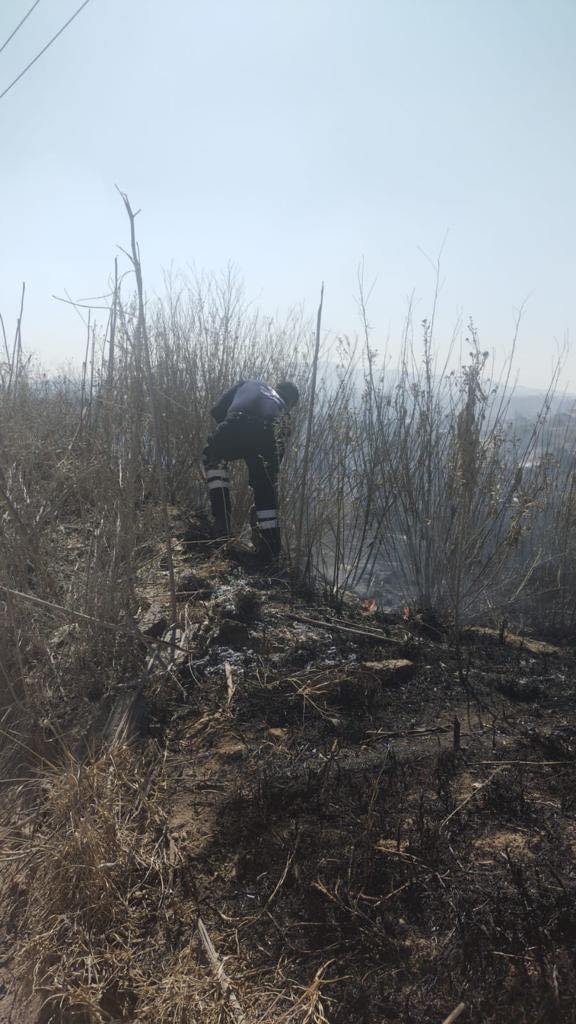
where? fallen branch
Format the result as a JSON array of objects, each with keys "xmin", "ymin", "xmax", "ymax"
[
  {"xmin": 197, "ymin": 916, "xmax": 246, "ymax": 1024},
  {"xmin": 288, "ymin": 612, "xmax": 401, "ymax": 644},
  {"xmin": 0, "ymin": 583, "xmax": 191, "ymax": 654}
]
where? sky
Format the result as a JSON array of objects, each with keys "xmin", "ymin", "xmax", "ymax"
[{"xmin": 0, "ymin": 0, "xmax": 575, "ymax": 387}]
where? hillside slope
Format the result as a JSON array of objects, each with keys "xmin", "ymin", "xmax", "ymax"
[{"xmin": 2, "ymin": 513, "xmax": 576, "ymax": 1023}]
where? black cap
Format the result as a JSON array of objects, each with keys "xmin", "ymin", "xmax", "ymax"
[{"xmin": 275, "ymin": 381, "xmax": 300, "ymax": 408}]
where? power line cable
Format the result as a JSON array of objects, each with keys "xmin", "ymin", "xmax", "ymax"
[
  {"xmin": 0, "ymin": 0, "xmax": 43, "ymax": 56},
  {"xmin": 0, "ymin": 0, "xmax": 92, "ymax": 103}
]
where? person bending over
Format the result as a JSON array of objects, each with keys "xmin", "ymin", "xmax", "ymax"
[{"xmin": 203, "ymin": 379, "xmax": 299, "ymax": 558}]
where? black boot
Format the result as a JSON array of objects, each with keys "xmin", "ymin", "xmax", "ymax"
[
  {"xmin": 256, "ymin": 526, "xmax": 281, "ymax": 562},
  {"xmin": 212, "ymin": 513, "xmax": 231, "ymax": 539},
  {"xmin": 206, "ymin": 467, "xmax": 232, "ymax": 539}
]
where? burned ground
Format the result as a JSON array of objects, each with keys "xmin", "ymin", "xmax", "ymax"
[{"xmin": 1, "ymin": 514, "xmax": 576, "ymax": 1023}]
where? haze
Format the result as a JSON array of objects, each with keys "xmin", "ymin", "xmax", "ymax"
[{"xmin": 1, "ymin": 0, "xmax": 575, "ymax": 387}]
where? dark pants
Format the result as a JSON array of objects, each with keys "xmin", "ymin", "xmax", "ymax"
[{"xmin": 203, "ymin": 413, "xmax": 281, "ymax": 555}]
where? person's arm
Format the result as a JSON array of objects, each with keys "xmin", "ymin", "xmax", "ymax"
[{"xmin": 210, "ymin": 381, "xmax": 244, "ymax": 423}]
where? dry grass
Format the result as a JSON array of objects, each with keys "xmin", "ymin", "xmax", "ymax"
[{"xmin": 2, "ymin": 746, "xmax": 219, "ymax": 1023}]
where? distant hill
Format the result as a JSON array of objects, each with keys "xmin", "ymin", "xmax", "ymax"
[
  {"xmin": 504, "ymin": 385, "xmax": 576, "ymax": 421},
  {"xmin": 326, "ymin": 363, "xmax": 576, "ymax": 423}
]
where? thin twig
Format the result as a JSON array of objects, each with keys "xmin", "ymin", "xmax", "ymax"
[
  {"xmin": 475, "ymin": 760, "xmax": 574, "ymax": 767},
  {"xmin": 440, "ymin": 768, "xmax": 505, "ymax": 829},
  {"xmin": 197, "ymin": 917, "xmax": 246, "ymax": 1024},
  {"xmin": 368, "ymin": 725, "xmax": 451, "ymax": 740},
  {"xmin": 225, "ymin": 661, "xmax": 236, "ymax": 705},
  {"xmin": 440, "ymin": 1003, "xmax": 466, "ymax": 1024}
]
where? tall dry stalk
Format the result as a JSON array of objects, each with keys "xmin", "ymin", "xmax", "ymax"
[
  {"xmin": 118, "ymin": 189, "xmax": 178, "ymax": 630},
  {"xmin": 294, "ymin": 282, "xmax": 324, "ymax": 575}
]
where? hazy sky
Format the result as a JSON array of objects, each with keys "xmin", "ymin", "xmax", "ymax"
[{"xmin": 1, "ymin": 0, "xmax": 575, "ymax": 386}]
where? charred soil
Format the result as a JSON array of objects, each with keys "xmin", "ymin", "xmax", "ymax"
[{"xmin": 2, "ymin": 513, "xmax": 576, "ymax": 1023}]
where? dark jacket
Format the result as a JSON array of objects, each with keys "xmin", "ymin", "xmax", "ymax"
[{"xmin": 210, "ymin": 380, "xmax": 286, "ymax": 424}]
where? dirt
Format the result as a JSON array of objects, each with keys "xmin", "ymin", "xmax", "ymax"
[{"xmin": 2, "ymin": 511, "xmax": 576, "ymax": 1022}]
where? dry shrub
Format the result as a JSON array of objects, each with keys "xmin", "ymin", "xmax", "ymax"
[{"xmin": 1, "ymin": 239, "xmax": 570, "ymax": 631}]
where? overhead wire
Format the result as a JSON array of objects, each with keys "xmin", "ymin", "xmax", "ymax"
[
  {"xmin": 0, "ymin": 0, "xmax": 92, "ymax": 103},
  {"xmin": 0, "ymin": 0, "xmax": 43, "ymax": 56}
]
